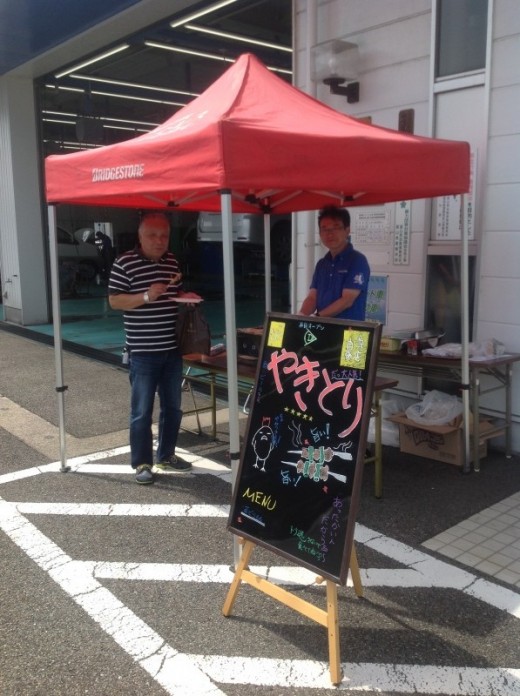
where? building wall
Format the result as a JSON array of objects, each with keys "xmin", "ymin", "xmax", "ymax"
[
  {"xmin": 479, "ymin": 1, "xmax": 520, "ymax": 350},
  {"xmin": 474, "ymin": 0, "xmax": 520, "ymax": 427},
  {"xmin": 0, "ymin": 75, "xmax": 48, "ymax": 324},
  {"xmin": 294, "ymin": 0, "xmax": 434, "ymax": 333},
  {"xmin": 294, "ymin": 0, "xmax": 520, "ymax": 452}
]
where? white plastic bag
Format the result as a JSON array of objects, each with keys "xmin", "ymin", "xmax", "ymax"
[
  {"xmin": 367, "ymin": 396, "xmax": 411, "ymax": 447},
  {"xmin": 405, "ymin": 390, "xmax": 463, "ymax": 426}
]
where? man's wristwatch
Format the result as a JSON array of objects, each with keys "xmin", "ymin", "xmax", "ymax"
[{"xmin": 143, "ymin": 291, "xmax": 150, "ymax": 304}]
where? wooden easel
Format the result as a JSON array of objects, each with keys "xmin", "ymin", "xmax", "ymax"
[{"xmin": 222, "ymin": 539, "xmax": 363, "ymax": 685}]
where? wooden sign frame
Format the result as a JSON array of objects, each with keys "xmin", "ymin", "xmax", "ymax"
[
  {"xmin": 223, "ymin": 313, "xmax": 380, "ymax": 683},
  {"xmin": 227, "ymin": 313, "xmax": 381, "ymax": 583}
]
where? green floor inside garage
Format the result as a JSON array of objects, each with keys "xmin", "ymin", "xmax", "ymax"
[{"xmin": 0, "ymin": 273, "xmax": 290, "ymax": 363}]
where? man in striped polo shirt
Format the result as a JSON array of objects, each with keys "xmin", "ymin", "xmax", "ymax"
[{"xmin": 109, "ymin": 213, "xmax": 202, "ymax": 485}]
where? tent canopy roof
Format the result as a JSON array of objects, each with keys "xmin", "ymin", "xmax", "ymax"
[{"xmin": 45, "ymin": 53, "xmax": 470, "ymax": 213}]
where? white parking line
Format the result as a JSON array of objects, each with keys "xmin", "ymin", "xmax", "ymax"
[
  {"xmin": 0, "ymin": 446, "xmax": 233, "ymax": 485},
  {"xmin": 12, "ymin": 501, "xmax": 230, "ymax": 517},
  {"xmin": 1, "ymin": 451, "xmax": 520, "ymax": 694},
  {"xmin": 0, "ymin": 500, "xmax": 226, "ymax": 696},
  {"xmin": 7, "ymin": 499, "xmax": 520, "ymax": 618},
  {"xmin": 193, "ymin": 657, "xmax": 520, "ymax": 694}
]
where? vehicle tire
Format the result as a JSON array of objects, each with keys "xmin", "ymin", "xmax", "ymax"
[
  {"xmin": 78, "ymin": 260, "xmax": 98, "ymax": 281},
  {"xmin": 270, "ymin": 221, "xmax": 292, "ymax": 265}
]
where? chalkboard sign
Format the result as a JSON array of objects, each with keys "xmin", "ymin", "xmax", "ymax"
[{"xmin": 228, "ymin": 312, "xmax": 382, "ymax": 584}]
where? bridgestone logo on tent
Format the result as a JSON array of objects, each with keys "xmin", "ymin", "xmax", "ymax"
[{"xmin": 92, "ymin": 164, "xmax": 145, "ymax": 182}]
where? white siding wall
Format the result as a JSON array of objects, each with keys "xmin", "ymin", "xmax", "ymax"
[
  {"xmin": 294, "ymin": 1, "xmax": 434, "ymax": 333},
  {"xmin": 294, "ymin": 0, "xmax": 434, "ymax": 331},
  {"xmin": 479, "ymin": 8, "xmax": 520, "ymax": 350},
  {"xmin": 0, "ymin": 75, "xmax": 48, "ymax": 324},
  {"xmin": 475, "ymin": 2, "xmax": 520, "ymax": 430}
]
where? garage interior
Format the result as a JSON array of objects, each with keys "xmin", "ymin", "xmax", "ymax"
[{"xmin": 4, "ymin": 0, "xmax": 293, "ymax": 358}]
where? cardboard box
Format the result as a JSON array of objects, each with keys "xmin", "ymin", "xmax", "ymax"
[
  {"xmin": 387, "ymin": 413, "xmax": 495, "ymax": 467},
  {"xmin": 380, "ymin": 336, "xmax": 403, "ymax": 352}
]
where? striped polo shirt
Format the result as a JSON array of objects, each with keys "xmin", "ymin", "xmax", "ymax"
[{"xmin": 108, "ymin": 247, "xmax": 181, "ymax": 353}]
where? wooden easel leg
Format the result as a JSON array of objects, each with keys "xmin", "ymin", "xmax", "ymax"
[
  {"xmin": 222, "ymin": 540, "xmax": 255, "ymax": 616},
  {"xmin": 349, "ymin": 545, "xmax": 364, "ymax": 598},
  {"xmin": 326, "ymin": 581, "xmax": 342, "ymax": 685}
]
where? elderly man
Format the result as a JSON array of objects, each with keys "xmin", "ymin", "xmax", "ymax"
[{"xmin": 109, "ymin": 213, "xmax": 201, "ymax": 484}]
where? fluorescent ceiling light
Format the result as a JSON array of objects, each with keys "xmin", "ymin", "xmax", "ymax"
[
  {"xmin": 43, "ymin": 118, "xmax": 150, "ymax": 134},
  {"xmin": 102, "ymin": 115, "xmax": 159, "ymax": 127},
  {"xmin": 267, "ymin": 65, "xmax": 292, "ymax": 76},
  {"xmin": 69, "ymin": 73, "xmax": 199, "ymax": 98},
  {"xmin": 62, "ymin": 143, "xmax": 100, "ymax": 150},
  {"xmin": 43, "ymin": 110, "xmax": 159, "ymax": 128},
  {"xmin": 145, "ymin": 41, "xmax": 235, "ymax": 64},
  {"xmin": 103, "ymin": 124, "xmax": 149, "ymax": 133},
  {"xmin": 103, "ymin": 123, "xmax": 150, "ymax": 133},
  {"xmin": 54, "ymin": 44, "xmax": 130, "ymax": 79},
  {"xmin": 46, "ymin": 84, "xmax": 187, "ymax": 107},
  {"xmin": 43, "ymin": 118, "xmax": 75, "ymax": 125},
  {"xmin": 170, "ymin": 0, "xmax": 238, "ymax": 28},
  {"xmin": 45, "ymin": 84, "xmax": 84, "ymax": 93},
  {"xmin": 103, "ymin": 116, "xmax": 158, "ymax": 127},
  {"xmin": 90, "ymin": 89, "xmax": 187, "ymax": 107},
  {"xmin": 185, "ymin": 23, "xmax": 292, "ymax": 53},
  {"xmin": 44, "ymin": 140, "xmax": 99, "ymax": 150},
  {"xmin": 145, "ymin": 41, "xmax": 292, "ymax": 75},
  {"xmin": 43, "ymin": 109, "xmax": 77, "ymax": 118}
]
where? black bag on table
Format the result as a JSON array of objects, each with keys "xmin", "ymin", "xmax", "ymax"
[{"xmin": 176, "ymin": 304, "xmax": 211, "ymax": 355}]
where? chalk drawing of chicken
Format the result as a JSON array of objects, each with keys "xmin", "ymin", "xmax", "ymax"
[{"xmin": 252, "ymin": 417, "xmax": 275, "ymax": 472}]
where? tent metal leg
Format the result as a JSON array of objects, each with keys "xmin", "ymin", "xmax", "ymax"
[{"xmin": 48, "ymin": 205, "xmax": 70, "ymax": 473}]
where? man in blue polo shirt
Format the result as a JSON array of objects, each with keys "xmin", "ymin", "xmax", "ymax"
[{"xmin": 299, "ymin": 206, "xmax": 370, "ymax": 321}]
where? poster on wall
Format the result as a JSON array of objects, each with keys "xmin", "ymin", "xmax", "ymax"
[
  {"xmin": 227, "ymin": 313, "xmax": 382, "ymax": 584},
  {"xmin": 365, "ymin": 274, "xmax": 388, "ymax": 324},
  {"xmin": 434, "ymin": 151, "xmax": 476, "ymax": 241},
  {"xmin": 351, "ymin": 206, "xmax": 392, "ymax": 244},
  {"xmin": 393, "ymin": 200, "xmax": 411, "ymax": 265}
]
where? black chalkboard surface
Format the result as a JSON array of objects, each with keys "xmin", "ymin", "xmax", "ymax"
[{"xmin": 228, "ymin": 313, "xmax": 382, "ymax": 584}]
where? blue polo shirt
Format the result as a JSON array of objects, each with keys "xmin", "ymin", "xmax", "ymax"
[{"xmin": 310, "ymin": 242, "xmax": 370, "ymax": 321}]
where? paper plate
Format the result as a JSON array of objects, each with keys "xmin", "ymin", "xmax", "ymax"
[{"xmin": 172, "ymin": 297, "xmax": 203, "ymax": 303}]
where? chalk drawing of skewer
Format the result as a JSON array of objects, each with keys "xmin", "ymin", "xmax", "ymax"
[
  {"xmin": 251, "ymin": 417, "xmax": 275, "ymax": 471},
  {"xmin": 282, "ymin": 445, "xmax": 350, "ymax": 484}
]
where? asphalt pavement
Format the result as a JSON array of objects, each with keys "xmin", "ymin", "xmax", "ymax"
[{"xmin": 1, "ymin": 327, "xmax": 520, "ymax": 696}]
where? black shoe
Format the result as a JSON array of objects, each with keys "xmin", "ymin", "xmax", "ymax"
[
  {"xmin": 155, "ymin": 455, "xmax": 192, "ymax": 473},
  {"xmin": 135, "ymin": 464, "xmax": 155, "ymax": 484}
]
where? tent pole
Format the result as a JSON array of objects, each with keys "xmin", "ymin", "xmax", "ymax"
[
  {"xmin": 47, "ymin": 205, "xmax": 70, "ymax": 473},
  {"xmin": 461, "ymin": 193, "xmax": 471, "ymax": 474},
  {"xmin": 220, "ymin": 191, "xmax": 241, "ymax": 565},
  {"xmin": 264, "ymin": 213, "xmax": 272, "ymax": 312}
]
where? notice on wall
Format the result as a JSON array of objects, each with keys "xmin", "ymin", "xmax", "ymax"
[
  {"xmin": 352, "ymin": 207, "xmax": 392, "ymax": 244},
  {"xmin": 393, "ymin": 200, "xmax": 411, "ymax": 265},
  {"xmin": 434, "ymin": 151, "xmax": 476, "ymax": 241},
  {"xmin": 434, "ymin": 194, "xmax": 462, "ymax": 240},
  {"xmin": 227, "ymin": 313, "xmax": 381, "ymax": 584}
]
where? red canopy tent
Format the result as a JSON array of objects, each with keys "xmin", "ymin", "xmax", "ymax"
[
  {"xmin": 45, "ymin": 52, "xmax": 471, "ymax": 474},
  {"xmin": 46, "ymin": 53, "xmax": 468, "ymax": 212}
]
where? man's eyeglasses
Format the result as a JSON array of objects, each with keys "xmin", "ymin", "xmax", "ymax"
[{"xmin": 319, "ymin": 225, "xmax": 346, "ymax": 233}]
